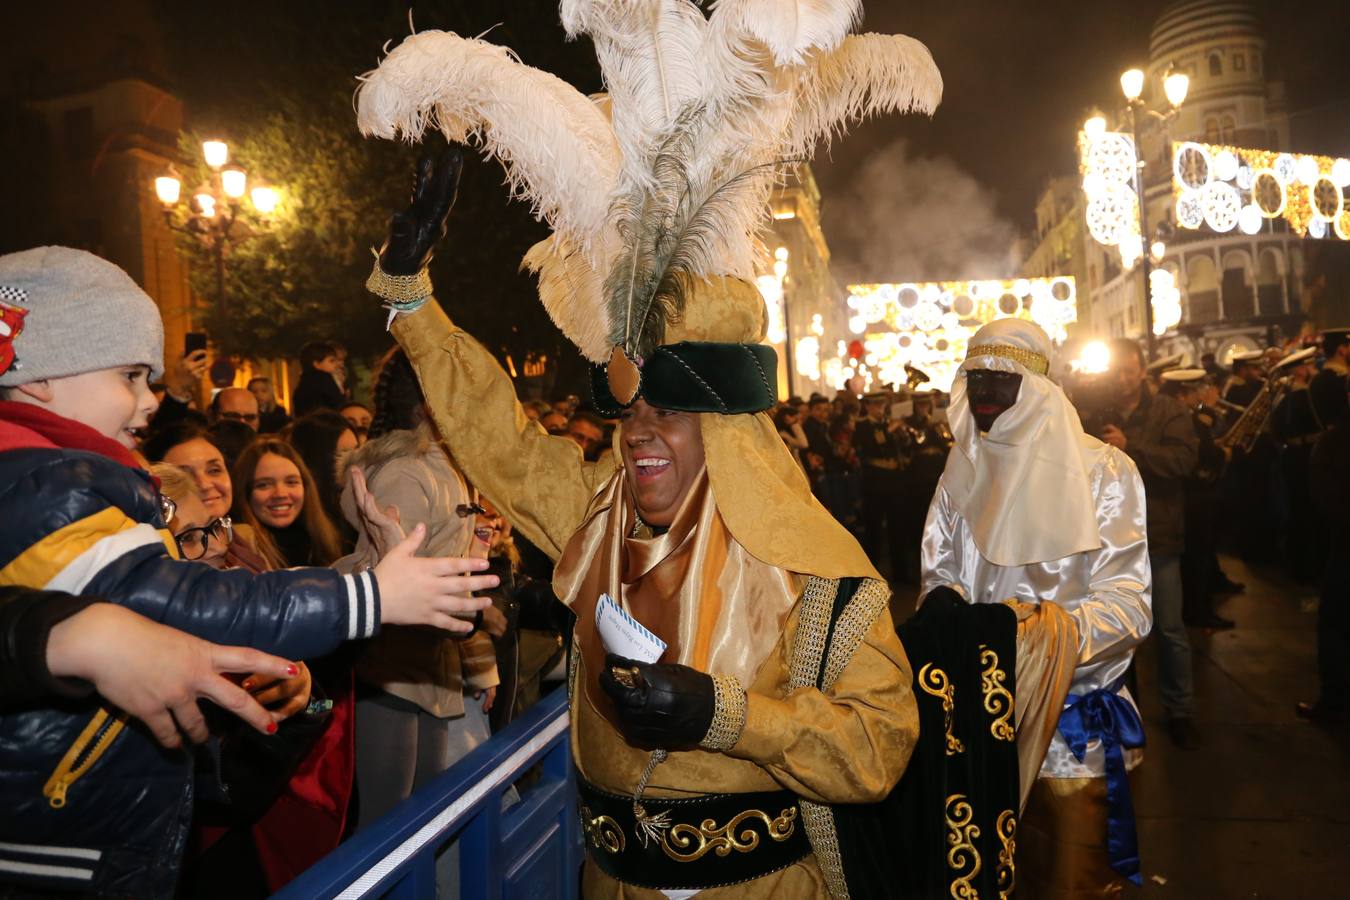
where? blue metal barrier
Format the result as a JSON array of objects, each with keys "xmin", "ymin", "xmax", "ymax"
[{"xmin": 274, "ymin": 690, "xmax": 579, "ymax": 900}]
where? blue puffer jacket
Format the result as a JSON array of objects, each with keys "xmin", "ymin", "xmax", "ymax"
[{"xmin": 0, "ymin": 404, "xmax": 380, "ymax": 898}]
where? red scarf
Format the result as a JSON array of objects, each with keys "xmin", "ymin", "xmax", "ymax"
[{"xmin": 0, "ymin": 401, "xmax": 143, "ymax": 469}]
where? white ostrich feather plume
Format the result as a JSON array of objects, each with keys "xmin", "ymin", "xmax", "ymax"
[
  {"xmin": 707, "ymin": 0, "xmax": 862, "ymax": 66},
  {"xmin": 355, "ymin": 2, "xmax": 943, "ymax": 363},
  {"xmin": 356, "ymin": 31, "xmax": 621, "ymax": 254}
]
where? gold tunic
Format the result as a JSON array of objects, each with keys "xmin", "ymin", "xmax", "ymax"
[{"xmin": 393, "ymin": 299, "xmax": 918, "ymax": 898}]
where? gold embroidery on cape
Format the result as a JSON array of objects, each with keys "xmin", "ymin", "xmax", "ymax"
[
  {"xmin": 819, "ymin": 578, "xmax": 892, "ymax": 689},
  {"xmin": 788, "ymin": 575, "xmax": 891, "ymax": 900},
  {"xmin": 945, "ymin": 794, "xmax": 981, "ymax": 900},
  {"xmin": 920, "ymin": 664, "xmax": 965, "ymax": 755},
  {"xmin": 580, "ymin": 805, "xmax": 626, "ymax": 854},
  {"xmin": 567, "ymin": 633, "xmax": 581, "ymax": 701},
  {"xmin": 799, "ymin": 800, "xmax": 846, "ymax": 897},
  {"xmin": 995, "ymin": 808, "xmax": 1016, "ymax": 900},
  {"xmin": 978, "ymin": 646, "xmax": 1015, "ymax": 742},
  {"xmin": 659, "ymin": 807, "xmax": 799, "ymax": 862}
]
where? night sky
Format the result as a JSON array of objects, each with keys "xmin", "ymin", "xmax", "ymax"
[
  {"xmin": 4, "ymin": 0, "xmax": 1349, "ymax": 286},
  {"xmin": 814, "ymin": 0, "xmax": 1350, "ymax": 281}
]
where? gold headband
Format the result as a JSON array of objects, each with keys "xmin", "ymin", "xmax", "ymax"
[{"xmin": 966, "ymin": 343, "xmax": 1049, "ymax": 376}]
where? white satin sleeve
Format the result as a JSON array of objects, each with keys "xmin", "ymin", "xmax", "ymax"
[
  {"xmin": 919, "ymin": 485, "xmax": 966, "ymax": 601},
  {"xmin": 1071, "ymin": 448, "xmax": 1153, "ymax": 667}
]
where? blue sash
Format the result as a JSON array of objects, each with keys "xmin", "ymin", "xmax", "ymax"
[{"xmin": 1056, "ymin": 686, "xmax": 1146, "ymax": 885}]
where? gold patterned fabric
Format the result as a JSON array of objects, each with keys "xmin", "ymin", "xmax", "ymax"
[
  {"xmin": 556, "ymin": 467, "xmax": 802, "ymax": 732},
  {"xmin": 1018, "ymin": 775, "xmax": 1136, "ymax": 900},
  {"xmin": 1007, "ymin": 600, "xmax": 1080, "ymax": 812},
  {"xmin": 965, "ymin": 341, "xmax": 1049, "ymax": 375}
]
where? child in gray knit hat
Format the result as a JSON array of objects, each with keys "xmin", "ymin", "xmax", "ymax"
[
  {"xmin": 0, "ymin": 246, "xmax": 497, "ymax": 898},
  {"xmin": 0, "ymin": 246, "xmax": 165, "ymax": 448}
]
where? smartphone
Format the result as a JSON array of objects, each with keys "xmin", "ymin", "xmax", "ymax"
[{"xmin": 184, "ymin": 332, "xmax": 208, "ymax": 356}]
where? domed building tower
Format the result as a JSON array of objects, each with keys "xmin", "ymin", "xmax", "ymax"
[{"xmin": 1087, "ymin": 0, "xmax": 1303, "ymax": 362}]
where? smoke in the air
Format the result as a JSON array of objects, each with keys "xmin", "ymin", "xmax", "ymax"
[{"xmin": 822, "ymin": 139, "xmax": 1022, "ymax": 286}]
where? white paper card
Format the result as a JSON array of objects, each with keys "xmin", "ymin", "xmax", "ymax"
[{"xmin": 595, "ymin": 593, "xmax": 666, "ymax": 663}]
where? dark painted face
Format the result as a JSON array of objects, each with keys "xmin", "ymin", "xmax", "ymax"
[{"xmin": 965, "ymin": 369, "xmax": 1023, "ymax": 433}]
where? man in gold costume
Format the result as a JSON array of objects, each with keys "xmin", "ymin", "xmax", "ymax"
[
  {"xmin": 371, "ymin": 155, "xmax": 922, "ymax": 895},
  {"xmin": 353, "ymin": 3, "xmax": 958, "ymax": 894}
]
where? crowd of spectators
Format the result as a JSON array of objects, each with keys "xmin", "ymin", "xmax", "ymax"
[
  {"xmin": 0, "ymin": 246, "xmax": 564, "ymax": 898},
  {"xmin": 2, "ymin": 244, "xmax": 1347, "ymax": 897}
]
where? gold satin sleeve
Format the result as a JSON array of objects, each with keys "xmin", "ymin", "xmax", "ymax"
[
  {"xmin": 1008, "ymin": 600, "xmax": 1080, "ymax": 813},
  {"xmin": 728, "ymin": 605, "xmax": 917, "ymax": 805},
  {"xmin": 392, "ymin": 299, "xmax": 604, "ymax": 561}
]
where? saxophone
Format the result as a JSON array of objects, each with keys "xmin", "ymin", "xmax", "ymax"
[
  {"xmin": 1215, "ymin": 349, "xmax": 1315, "ymax": 454},
  {"xmin": 1215, "ymin": 376, "xmax": 1283, "ymax": 454}
]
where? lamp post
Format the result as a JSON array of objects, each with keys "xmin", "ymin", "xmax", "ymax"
[
  {"xmin": 153, "ymin": 140, "xmax": 280, "ymax": 307},
  {"xmin": 775, "ymin": 246, "xmax": 795, "ymax": 398},
  {"xmin": 1120, "ymin": 66, "xmax": 1188, "ymax": 360}
]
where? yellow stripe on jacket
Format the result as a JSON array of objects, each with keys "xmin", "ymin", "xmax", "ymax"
[{"xmin": 0, "ymin": 506, "xmax": 178, "ymax": 592}]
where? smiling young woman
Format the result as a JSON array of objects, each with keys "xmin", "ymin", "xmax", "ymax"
[{"xmin": 231, "ymin": 439, "xmax": 341, "ymax": 567}]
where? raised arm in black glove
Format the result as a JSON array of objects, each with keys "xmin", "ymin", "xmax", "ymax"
[
  {"xmin": 378, "ymin": 146, "xmax": 463, "ymax": 276},
  {"xmin": 599, "ymin": 653, "xmax": 716, "ymax": 750}
]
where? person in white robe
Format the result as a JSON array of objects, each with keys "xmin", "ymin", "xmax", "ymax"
[{"xmin": 921, "ymin": 318, "xmax": 1152, "ymax": 899}]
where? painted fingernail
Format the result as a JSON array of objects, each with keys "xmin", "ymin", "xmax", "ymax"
[
  {"xmin": 267, "ymin": 721, "xmax": 278, "ymax": 735},
  {"xmin": 285, "ymin": 664, "xmax": 298, "ymax": 677},
  {"xmin": 242, "ymin": 680, "xmax": 255, "ymax": 691}
]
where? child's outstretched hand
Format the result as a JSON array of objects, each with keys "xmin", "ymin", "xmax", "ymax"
[
  {"xmin": 373, "ymin": 524, "xmax": 497, "ymax": 633},
  {"xmin": 46, "ymin": 604, "xmax": 297, "ymax": 749}
]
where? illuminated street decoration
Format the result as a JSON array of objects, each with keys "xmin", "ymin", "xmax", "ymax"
[
  {"xmin": 1149, "ymin": 268, "xmax": 1182, "ymax": 335},
  {"xmin": 794, "ymin": 312, "xmax": 825, "ymax": 382},
  {"xmin": 1171, "ymin": 141, "xmax": 1350, "ymax": 241},
  {"xmin": 755, "ymin": 274, "xmax": 787, "ymax": 345},
  {"xmin": 843, "ymin": 278, "xmax": 1077, "ymax": 391},
  {"xmin": 1079, "ymin": 130, "xmax": 1140, "ymax": 268}
]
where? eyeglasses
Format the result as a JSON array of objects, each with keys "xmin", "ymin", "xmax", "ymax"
[
  {"xmin": 174, "ymin": 516, "xmax": 233, "ymax": 561},
  {"xmin": 219, "ymin": 411, "xmax": 260, "ymax": 426},
  {"xmin": 455, "ymin": 502, "xmax": 486, "ymax": 518},
  {"xmin": 159, "ymin": 494, "xmax": 177, "ymax": 525}
]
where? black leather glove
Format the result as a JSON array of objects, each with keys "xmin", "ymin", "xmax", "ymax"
[
  {"xmin": 599, "ymin": 653, "xmax": 715, "ymax": 749},
  {"xmin": 378, "ymin": 146, "xmax": 463, "ymax": 276}
]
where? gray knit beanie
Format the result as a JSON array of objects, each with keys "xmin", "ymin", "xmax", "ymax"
[{"xmin": 0, "ymin": 246, "xmax": 165, "ymax": 386}]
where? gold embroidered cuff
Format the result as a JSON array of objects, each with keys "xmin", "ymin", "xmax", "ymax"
[
  {"xmin": 701, "ymin": 673, "xmax": 747, "ymax": 752},
  {"xmin": 365, "ymin": 260, "xmax": 434, "ymax": 305}
]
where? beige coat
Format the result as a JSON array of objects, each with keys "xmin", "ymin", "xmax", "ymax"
[{"xmin": 338, "ymin": 424, "xmax": 498, "ymax": 718}]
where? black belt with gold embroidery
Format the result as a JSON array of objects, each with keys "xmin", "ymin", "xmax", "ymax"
[{"xmin": 576, "ymin": 774, "xmax": 810, "ymax": 890}]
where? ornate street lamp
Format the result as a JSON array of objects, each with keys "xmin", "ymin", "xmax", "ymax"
[
  {"xmin": 153, "ymin": 140, "xmax": 280, "ymax": 306},
  {"xmin": 1121, "ymin": 65, "xmax": 1188, "ymax": 359}
]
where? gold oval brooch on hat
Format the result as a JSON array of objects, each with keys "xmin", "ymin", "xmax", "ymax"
[{"xmin": 607, "ymin": 346, "xmax": 642, "ymax": 407}]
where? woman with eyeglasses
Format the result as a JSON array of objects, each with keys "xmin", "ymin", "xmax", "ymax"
[
  {"xmin": 143, "ymin": 421, "xmax": 270, "ymax": 573},
  {"xmin": 339, "ymin": 346, "xmax": 505, "ymax": 851},
  {"xmin": 152, "ymin": 458, "xmax": 356, "ymax": 895}
]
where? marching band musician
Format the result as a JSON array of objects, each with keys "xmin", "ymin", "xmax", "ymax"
[
  {"xmin": 1309, "ymin": 327, "xmax": 1350, "ymax": 426},
  {"xmin": 853, "ymin": 392, "xmax": 908, "ymax": 583},
  {"xmin": 897, "ymin": 390, "xmax": 952, "ymax": 583},
  {"xmin": 1222, "ymin": 348, "xmax": 1276, "ymax": 564},
  {"xmin": 1272, "ymin": 347, "xmax": 1325, "ymax": 583},
  {"xmin": 1223, "ymin": 350, "xmax": 1267, "ymax": 412},
  {"xmin": 1161, "ymin": 369, "xmax": 1234, "ymax": 630}
]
